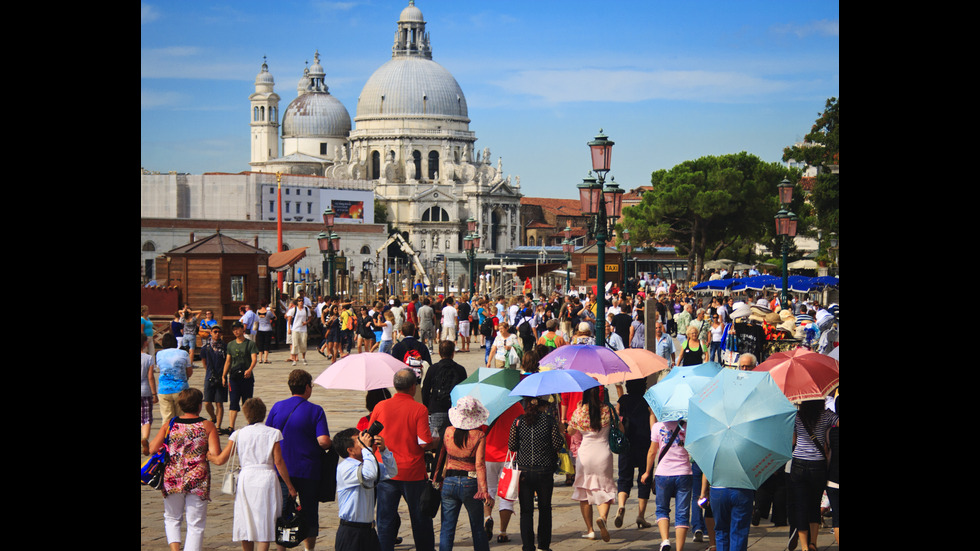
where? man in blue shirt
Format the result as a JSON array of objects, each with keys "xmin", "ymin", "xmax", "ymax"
[
  {"xmin": 333, "ymin": 427, "xmax": 397, "ymax": 551},
  {"xmin": 654, "ymin": 322, "xmax": 676, "ymax": 367}
]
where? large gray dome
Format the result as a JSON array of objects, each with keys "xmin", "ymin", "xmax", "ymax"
[
  {"xmin": 282, "ymin": 92, "xmax": 352, "ymax": 138},
  {"xmin": 356, "ymin": 57, "xmax": 468, "ymax": 120}
]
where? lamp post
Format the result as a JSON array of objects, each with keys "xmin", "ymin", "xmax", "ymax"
[
  {"xmin": 774, "ymin": 178, "xmax": 798, "ymax": 308},
  {"xmin": 620, "ymin": 227, "xmax": 632, "ymax": 283},
  {"xmin": 464, "ymin": 217, "xmax": 481, "ymax": 297},
  {"xmin": 577, "ymin": 130, "xmax": 622, "ymax": 346},
  {"xmin": 537, "ymin": 243, "xmax": 548, "ymax": 297},
  {"xmin": 562, "ymin": 224, "xmax": 574, "ymax": 293},
  {"xmin": 317, "ymin": 208, "xmax": 341, "ymax": 297}
]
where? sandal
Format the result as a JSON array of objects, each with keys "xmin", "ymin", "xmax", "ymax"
[
  {"xmin": 596, "ymin": 518, "xmax": 610, "ymax": 542},
  {"xmin": 614, "ymin": 507, "xmax": 625, "ymax": 528},
  {"xmin": 497, "ymin": 535, "xmax": 510, "ymax": 543}
]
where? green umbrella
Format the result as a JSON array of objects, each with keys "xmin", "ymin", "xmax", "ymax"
[{"xmin": 450, "ymin": 368, "xmax": 522, "ymax": 424}]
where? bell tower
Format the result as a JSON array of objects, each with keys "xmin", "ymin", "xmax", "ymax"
[{"xmin": 250, "ymin": 57, "xmax": 280, "ymax": 165}]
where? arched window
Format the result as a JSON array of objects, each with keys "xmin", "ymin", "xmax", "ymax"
[
  {"xmin": 260, "ymin": 106, "xmax": 265, "ymax": 121},
  {"xmin": 360, "ymin": 245, "xmax": 371, "ymax": 254},
  {"xmin": 428, "ymin": 151, "xmax": 439, "ymax": 180},
  {"xmin": 253, "ymin": 106, "xmax": 259, "ymax": 121},
  {"xmin": 371, "ymin": 151, "xmax": 381, "ymax": 180},
  {"xmin": 421, "ymin": 206, "xmax": 449, "ymax": 222},
  {"xmin": 412, "ymin": 150, "xmax": 422, "ymax": 180}
]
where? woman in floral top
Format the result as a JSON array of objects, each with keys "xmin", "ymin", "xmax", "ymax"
[
  {"xmin": 149, "ymin": 388, "xmax": 221, "ymax": 551},
  {"xmin": 441, "ymin": 397, "xmax": 493, "ymax": 551}
]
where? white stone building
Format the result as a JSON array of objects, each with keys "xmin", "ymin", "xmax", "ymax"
[{"xmin": 142, "ymin": 1, "xmax": 522, "ymax": 287}]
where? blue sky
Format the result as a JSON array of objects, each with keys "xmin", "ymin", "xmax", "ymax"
[{"xmin": 141, "ymin": 0, "xmax": 839, "ymax": 200}]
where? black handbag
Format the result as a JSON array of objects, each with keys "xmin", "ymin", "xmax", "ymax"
[
  {"xmin": 419, "ymin": 447, "xmax": 445, "ymax": 518},
  {"xmin": 276, "ymin": 496, "xmax": 309, "ymax": 548},
  {"xmin": 318, "ymin": 448, "xmax": 339, "ymax": 502}
]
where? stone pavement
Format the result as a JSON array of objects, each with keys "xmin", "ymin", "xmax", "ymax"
[{"xmin": 141, "ymin": 340, "xmax": 838, "ymax": 551}]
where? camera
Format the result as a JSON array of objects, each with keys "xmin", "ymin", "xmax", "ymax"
[{"xmin": 366, "ymin": 420, "xmax": 384, "ymax": 437}]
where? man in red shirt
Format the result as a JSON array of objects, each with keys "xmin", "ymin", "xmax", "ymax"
[{"xmin": 369, "ymin": 368, "xmax": 440, "ymax": 551}]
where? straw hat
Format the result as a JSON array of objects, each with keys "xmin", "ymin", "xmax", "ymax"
[{"xmin": 448, "ymin": 396, "xmax": 489, "ymax": 430}]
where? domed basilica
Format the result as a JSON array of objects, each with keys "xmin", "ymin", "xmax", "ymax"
[{"xmin": 249, "ymin": 1, "xmax": 522, "ymax": 256}]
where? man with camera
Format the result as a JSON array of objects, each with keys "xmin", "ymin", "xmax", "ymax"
[{"xmin": 334, "ymin": 424, "xmax": 397, "ymax": 551}]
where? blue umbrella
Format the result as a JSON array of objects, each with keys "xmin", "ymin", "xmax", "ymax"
[
  {"xmin": 509, "ymin": 369, "xmax": 600, "ymax": 397},
  {"xmin": 450, "ymin": 368, "xmax": 522, "ymax": 424},
  {"xmin": 659, "ymin": 361, "xmax": 724, "ymax": 382},
  {"xmin": 643, "ymin": 363, "xmax": 721, "ymax": 422},
  {"xmin": 685, "ymin": 369, "xmax": 796, "ymax": 490}
]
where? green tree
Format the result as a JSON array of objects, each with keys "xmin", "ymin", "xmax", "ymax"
[
  {"xmin": 622, "ymin": 152, "xmax": 799, "ymax": 281},
  {"xmin": 783, "ymin": 97, "xmax": 839, "ymax": 244}
]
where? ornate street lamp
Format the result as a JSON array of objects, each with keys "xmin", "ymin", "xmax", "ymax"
[
  {"xmin": 774, "ymin": 178, "xmax": 798, "ymax": 307},
  {"xmin": 578, "ymin": 129, "xmax": 621, "ymax": 346},
  {"xmin": 464, "ymin": 217, "xmax": 480, "ymax": 297},
  {"xmin": 318, "ymin": 208, "xmax": 341, "ymax": 296},
  {"xmin": 621, "ymin": 227, "xmax": 632, "ymax": 282}
]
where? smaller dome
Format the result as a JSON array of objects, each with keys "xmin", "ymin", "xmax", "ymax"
[
  {"xmin": 399, "ymin": 1, "xmax": 424, "ymax": 22},
  {"xmin": 255, "ymin": 59, "xmax": 274, "ymax": 86},
  {"xmin": 282, "ymin": 92, "xmax": 351, "ymax": 139}
]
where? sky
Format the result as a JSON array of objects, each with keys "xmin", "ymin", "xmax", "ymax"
[{"xmin": 141, "ymin": 0, "xmax": 839, "ymax": 200}]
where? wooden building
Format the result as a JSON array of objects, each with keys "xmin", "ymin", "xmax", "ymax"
[{"xmin": 155, "ymin": 232, "xmax": 271, "ymax": 331}]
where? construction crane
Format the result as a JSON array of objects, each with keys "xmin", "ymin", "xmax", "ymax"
[{"xmin": 376, "ymin": 232, "xmax": 431, "ymax": 288}]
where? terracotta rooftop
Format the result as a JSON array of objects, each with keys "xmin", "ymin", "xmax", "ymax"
[{"xmin": 520, "ymin": 197, "xmax": 583, "ymax": 217}]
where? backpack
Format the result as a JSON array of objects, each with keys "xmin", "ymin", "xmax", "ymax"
[
  {"xmin": 542, "ymin": 332, "xmax": 558, "ymax": 352},
  {"xmin": 402, "ymin": 349, "xmax": 425, "ymax": 382},
  {"xmin": 480, "ymin": 317, "xmax": 495, "ymax": 338},
  {"xmin": 427, "ymin": 365, "xmax": 458, "ymax": 411}
]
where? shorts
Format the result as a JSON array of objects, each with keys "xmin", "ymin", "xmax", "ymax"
[
  {"xmin": 419, "ymin": 326, "xmax": 434, "ymax": 342},
  {"xmin": 141, "ymin": 396, "xmax": 153, "ymax": 426},
  {"xmin": 442, "ymin": 324, "xmax": 457, "ymax": 341},
  {"xmin": 458, "ymin": 321, "xmax": 470, "ymax": 338},
  {"xmin": 203, "ymin": 376, "xmax": 227, "ymax": 403},
  {"xmin": 229, "ymin": 376, "xmax": 255, "ymax": 412},
  {"xmin": 485, "ymin": 461, "xmax": 515, "ymax": 511},
  {"xmin": 256, "ymin": 331, "xmax": 273, "ymax": 352}
]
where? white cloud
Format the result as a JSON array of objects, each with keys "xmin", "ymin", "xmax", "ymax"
[
  {"xmin": 141, "ymin": 2, "xmax": 160, "ymax": 24},
  {"xmin": 493, "ymin": 68, "xmax": 789, "ymax": 104},
  {"xmin": 771, "ymin": 19, "xmax": 839, "ymax": 38}
]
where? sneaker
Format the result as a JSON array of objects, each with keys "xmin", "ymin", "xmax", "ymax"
[
  {"xmin": 292, "ymin": 360, "xmax": 297, "ymax": 366},
  {"xmin": 693, "ymin": 530, "xmax": 704, "ymax": 542},
  {"xmin": 302, "ymin": 359, "xmax": 308, "ymax": 365},
  {"xmin": 660, "ymin": 541, "xmax": 672, "ymax": 551}
]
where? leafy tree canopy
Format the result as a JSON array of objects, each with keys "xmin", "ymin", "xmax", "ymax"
[
  {"xmin": 623, "ymin": 152, "xmax": 799, "ymax": 281},
  {"xmin": 783, "ymin": 97, "xmax": 839, "ymax": 242}
]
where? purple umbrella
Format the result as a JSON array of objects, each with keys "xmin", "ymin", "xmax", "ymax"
[{"xmin": 538, "ymin": 344, "xmax": 631, "ymax": 378}]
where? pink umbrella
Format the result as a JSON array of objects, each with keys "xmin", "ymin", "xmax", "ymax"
[
  {"xmin": 753, "ymin": 347, "xmax": 839, "ymax": 403},
  {"xmin": 313, "ymin": 352, "xmax": 406, "ymax": 391},
  {"xmin": 593, "ymin": 348, "xmax": 670, "ymax": 384}
]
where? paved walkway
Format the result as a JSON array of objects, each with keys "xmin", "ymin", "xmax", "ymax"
[{"xmin": 141, "ymin": 341, "xmax": 838, "ymax": 550}]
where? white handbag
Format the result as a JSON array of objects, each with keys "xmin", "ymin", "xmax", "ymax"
[{"xmin": 221, "ymin": 445, "xmax": 239, "ymax": 495}]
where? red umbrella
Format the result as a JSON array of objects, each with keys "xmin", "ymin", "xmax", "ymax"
[{"xmin": 753, "ymin": 348, "xmax": 839, "ymax": 403}]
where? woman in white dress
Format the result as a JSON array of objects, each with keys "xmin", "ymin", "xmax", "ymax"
[{"xmin": 211, "ymin": 398, "xmax": 297, "ymax": 551}]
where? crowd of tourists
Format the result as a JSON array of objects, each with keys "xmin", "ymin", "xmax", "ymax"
[{"xmin": 141, "ymin": 274, "xmax": 839, "ymax": 551}]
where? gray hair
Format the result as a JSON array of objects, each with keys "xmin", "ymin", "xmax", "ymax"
[
  {"xmin": 738, "ymin": 353, "xmax": 758, "ymax": 368},
  {"xmin": 393, "ymin": 368, "xmax": 417, "ymax": 391}
]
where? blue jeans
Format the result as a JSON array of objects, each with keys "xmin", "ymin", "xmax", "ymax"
[
  {"xmin": 379, "ymin": 340, "xmax": 393, "ymax": 355},
  {"xmin": 655, "ymin": 474, "xmax": 693, "ymax": 528},
  {"xmin": 709, "ymin": 342, "xmax": 722, "ymax": 363},
  {"xmin": 439, "ymin": 476, "xmax": 489, "ymax": 551},
  {"xmin": 691, "ymin": 462, "xmax": 706, "ymax": 533},
  {"xmin": 709, "ymin": 487, "xmax": 755, "ymax": 551},
  {"xmin": 377, "ymin": 479, "xmax": 434, "ymax": 551}
]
